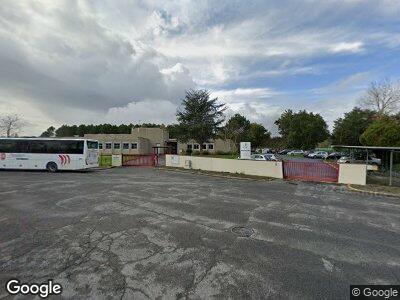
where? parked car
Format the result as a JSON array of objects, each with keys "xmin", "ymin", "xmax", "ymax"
[
  {"xmin": 251, "ymin": 154, "xmax": 278, "ymax": 161},
  {"xmin": 287, "ymin": 150, "xmax": 304, "ymax": 156},
  {"xmin": 308, "ymin": 151, "xmax": 328, "ymax": 159},
  {"xmin": 338, "ymin": 156, "xmax": 381, "ymax": 165},
  {"xmin": 327, "ymin": 152, "xmax": 345, "ymax": 160},
  {"xmin": 261, "ymin": 148, "xmax": 272, "ymax": 153},
  {"xmin": 278, "ymin": 149, "xmax": 290, "ymax": 155},
  {"xmin": 303, "ymin": 150, "xmax": 314, "ymax": 157}
]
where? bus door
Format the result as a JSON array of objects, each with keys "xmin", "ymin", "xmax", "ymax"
[{"xmin": 14, "ymin": 140, "xmax": 30, "ymax": 169}]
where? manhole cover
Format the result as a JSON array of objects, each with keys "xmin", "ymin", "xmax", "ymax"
[{"xmin": 231, "ymin": 226, "xmax": 255, "ymax": 238}]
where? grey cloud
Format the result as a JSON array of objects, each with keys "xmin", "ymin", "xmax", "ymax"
[
  {"xmin": 0, "ymin": 0, "xmax": 399, "ymax": 136},
  {"xmin": 0, "ymin": 0, "xmax": 195, "ymax": 118}
]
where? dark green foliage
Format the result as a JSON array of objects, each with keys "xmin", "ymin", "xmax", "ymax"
[
  {"xmin": 268, "ymin": 137, "xmax": 286, "ymax": 150},
  {"xmin": 275, "ymin": 110, "xmax": 329, "ymax": 150},
  {"xmin": 332, "ymin": 108, "xmax": 375, "ymax": 145},
  {"xmin": 224, "ymin": 114, "xmax": 251, "ymax": 150},
  {"xmin": 248, "ymin": 123, "xmax": 271, "ymax": 149},
  {"xmin": 176, "ymin": 89, "xmax": 225, "ymax": 150},
  {"xmin": 360, "ymin": 116, "xmax": 400, "ymax": 146},
  {"xmin": 40, "ymin": 126, "xmax": 56, "ymax": 137},
  {"xmin": 167, "ymin": 124, "xmax": 185, "ymax": 139},
  {"xmin": 54, "ymin": 123, "xmax": 162, "ymax": 137}
]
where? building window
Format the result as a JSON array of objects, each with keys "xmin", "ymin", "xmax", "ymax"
[
  {"xmin": 202, "ymin": 144, "xmax": 207, "ymax": 150},
  {"xmin": 122, "ymin": 143, "xmax": 129, "ymax": 150},
  {"xmin": 113, "ymin": 143, "xmax": 120, "ymax": 149},
  {"xmin": 105, "ymin": 143, "xmax": 112, "ymax": 149},
  {"xmin": 131, "ymin": 143, "xmax": 138, "ymax": 149},
  {"xmin": 99, "ymin": 143, "xmax": 103, "ymax": 150},
  {"xmin": 187, "ymin": 144, "xmax": 192, "ymax": 150},
  {"xmin": 208, "ymin": 144, "xmax": 214, "ymax": 150},
  {"xmin": 193, "ymin": 144, "xmax": 199, "ymax": 150}
]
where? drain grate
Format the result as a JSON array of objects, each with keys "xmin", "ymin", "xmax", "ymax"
[{"xmin": 231, "ymin": 226, "xmax": 255, "ymax": 238}]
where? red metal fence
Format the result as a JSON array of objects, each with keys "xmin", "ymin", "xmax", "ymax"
[
  {"xmin": 123, "ymin": 155, "xmax": 155, "ymax": 166},
  {"xmin": 122, "ymin": 154, "xmax": 166, "ymax": 167},
  {"xmin": 283, "ymin": 161, "xmax": 339, "ymax": 183}
]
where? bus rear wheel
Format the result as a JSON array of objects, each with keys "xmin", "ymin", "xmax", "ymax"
[{"xmin": 46, "ymin": 162, "xmax": 58, "ymax": 173}]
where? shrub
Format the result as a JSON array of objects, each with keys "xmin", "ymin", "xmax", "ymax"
[
  {"xmin": 192, "ymin": 151, "xmax": 200, "ymax": 156},
  {"xmin": 216, "ymin": 150, "xmax": 236, "ymax": 155},
  {"xmin": 202, "ymin": 151, "xmax": 210, "ymax": 155}
]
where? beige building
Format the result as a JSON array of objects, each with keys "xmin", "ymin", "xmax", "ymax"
[
  {"xmin": 177, "ymin": 139, "xmax": 235, "ymax": 154},
  {"xmin": 85, "ymin": 127, "xmax": 234, "ymax": 155},
  {"xmin": 85, "ymin": 127, "xmax": 169, "ymax": 155}
]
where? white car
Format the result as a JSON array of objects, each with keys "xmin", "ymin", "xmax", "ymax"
[
  {"xmin": 308, "ymin": 151, "xmax": 328, "ymax": 159},
  {"xmin": 251, "ymin": 154, "xmax": 278, "ymax": 161},
  {"xmin": 287, "ymin": 150, "xmax": 304, "ymax": 156},
  {"xmin": 338, "ymin": 156, "xmax": 381, "ymax": 165}
]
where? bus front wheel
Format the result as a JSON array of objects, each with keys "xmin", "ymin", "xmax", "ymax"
[{"xmin": 46, "ymin": 162, "xmax": 58, "ymax": 173}]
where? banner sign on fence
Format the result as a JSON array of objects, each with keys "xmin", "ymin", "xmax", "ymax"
[
  {"xmin": 112, "ymin": 155, "xmax": 122, "ymax": 167},
  {"xmin": 240, "ymin": 142, "xmax": 251, "ymax": 160},
  {"xmin": 171, "ymin": 155, "xmax": 180, "ymax": 166}
]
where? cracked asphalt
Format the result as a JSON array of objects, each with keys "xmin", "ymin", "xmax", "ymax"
[{"xmin": 0, "ymin": 167, "xmax": 400, "ymax": 299}]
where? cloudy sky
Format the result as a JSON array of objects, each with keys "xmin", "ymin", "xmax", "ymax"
[{"xmin": 1, "ymin": 0, "xmax": 400, "ymax": 136}]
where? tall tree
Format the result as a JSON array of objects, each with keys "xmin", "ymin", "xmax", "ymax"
[
  {"xmin": 167, "ymin": 124, "xmax": 185, "ymax": 139},
  {"xmin": 275, "ymin": 110, "xmax": 329, "ymax": 150},
  {"xmin": 177, "ymin": 89, "xmax": 225, "ymax": 152},
  {"xmin": 248, "ymin": 123, "xmax": 271, "ymax": 149},
  {"xmin": 224, "ymin": 114, "xmax": 251, "ymax": 152},
  {"xmin": 40, "ymin": 126, "xmax": 56, "ymax": 137},
  {"xmin": 56, "ymin": 125, "xmax": 78, "ymax": 137},
  {"xmin": 0, "ymin": 114, "xmax": 24, "ymax": 137},
  {"xmin": 268, "ymin": 136, "xmax": 286, "ymax": 150},
  {"xmin": 360, "ymin": 116, "xmax": 400, "ymax": 146},
  {"xmin": 360, "ymin": 79, "xmax": 400, "ymax": 115},
  {"xmin": 332, "ymin": 108, "xmax": 375, "ymax": 145}
]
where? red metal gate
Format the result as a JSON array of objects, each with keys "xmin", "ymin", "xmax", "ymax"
[
  {"xmin": 122, "ymin": 154, "xmax": 166, "ymax": 167},
  {"xmin": 123, "ymin": 155, "xmax": 155, "ymax": 166},
  {"xmin": 154, "ymin": 154, "xmax": 165, "ymax": 167},
  {"xmin": 283, "ymin": 161, "xmax": 339, "ymax": 183}
]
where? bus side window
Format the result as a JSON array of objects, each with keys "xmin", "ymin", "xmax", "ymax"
[
  {"xmin": 15, "ymin": 141, "xmax": 29, "ymax": 153},
  {"xmin": 29, "ymin": 141, "xmax": 47, "ymax": 153},
  {"xmin": 46, "ymin": 141, "xmax": 61, "ymax": 154},
  {"xmin": 0, "ymin": 140, "xmax": 16, "ymax": 153}
]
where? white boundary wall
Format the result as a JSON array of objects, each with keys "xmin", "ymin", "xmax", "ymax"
[
  {"xmin": 166, "ymin": 155, "xmax": 283, "ymax": 179},
  {"xmin": 338, "ymin": 164, "xmax": 367, "ymax": 185},
  {"xmin": 166, "ymin": 155, "xmax": 368, "ymax": 185}
]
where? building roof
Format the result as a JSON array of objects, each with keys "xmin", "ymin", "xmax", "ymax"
[{"xmin": 332, "ymin": 145, "xmax": 400, "ymax": 151}]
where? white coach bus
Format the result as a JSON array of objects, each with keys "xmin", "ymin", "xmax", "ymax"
[{"xmin": 0, "ymin": 138, "xmax": 99, "ymax": 172}]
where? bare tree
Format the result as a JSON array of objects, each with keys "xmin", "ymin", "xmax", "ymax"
[
  {"xmin": 360, "ymin": 79, "xmax": 400, "ymax": 115},
  {"xmin": 0, "ymin": 114, "xmax": 24, "ymax": 137}
]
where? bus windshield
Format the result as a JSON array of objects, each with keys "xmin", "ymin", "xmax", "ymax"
[{"xmin": 87, "ymin": 141, "xmax": 99, "ymax": 150}]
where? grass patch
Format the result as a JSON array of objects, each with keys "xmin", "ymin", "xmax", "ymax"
[{"xmin": 350, "ymin": 184, "xmax": 400, "ymax": 196}]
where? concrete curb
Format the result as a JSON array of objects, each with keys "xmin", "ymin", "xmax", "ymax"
[
  {"xmin": 347, "ymin": 184, "xmax": 399, "ymax": 198},
  {"xmin": 95, "ymin": 166, "xmax": 115, "ymax": 170}
]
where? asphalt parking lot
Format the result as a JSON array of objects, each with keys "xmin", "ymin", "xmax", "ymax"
[{"xmin": 1, "ymin": 167, "xmax": 399, "ymax": 299}]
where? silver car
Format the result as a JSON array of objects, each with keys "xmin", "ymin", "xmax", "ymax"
[
  {"xmin": 338, "ymin": 156, "xmax": 381, "ymax": 165},
  {"xmin": 251, "ymin": 154, "xmax": 278, "ymax": 161}
]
